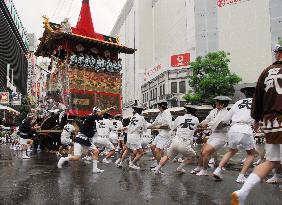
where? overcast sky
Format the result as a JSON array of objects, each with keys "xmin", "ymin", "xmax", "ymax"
[{"xmin": 13, "ymin": 0, "xmax": 126, "ymax": 38}]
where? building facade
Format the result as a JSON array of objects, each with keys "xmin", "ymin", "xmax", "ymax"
[
  {"xmin": 0, "ymin": 0, "xmax": 29, "ymax": 96},
  {"xmin": 111, "ymin": 0, "xmax": 282, "ymax": 107},
  {"xmin": 141, "ymin": 67, "xmax": 190, "ymax": 109}
]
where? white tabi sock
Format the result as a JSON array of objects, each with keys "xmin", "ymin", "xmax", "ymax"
[
  {"xmin": 238, "ymin": 173, "xmax": 245, "ymax": 178},
  {"xmin": 177, "ymin": 162, "xmax": 185, "ymax": 170},
  {"xmin": 195, "ymin": 166, "xmax": 202, "ymax": 171},
  {"xmin": 93, "ymin": 160, "xmax": 98, "ymax": 170},
  {"xmin": 155, "ymin": 164, "xmax": 162, "ymax": 171},
  {"xmin": 238, "ymin": 173, "xmax": 261, "ymax": 199}
]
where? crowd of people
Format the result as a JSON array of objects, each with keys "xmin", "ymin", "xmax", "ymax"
[{"xmin": 3, "ymin": 44, "xmax": 282, "ymax": 205}]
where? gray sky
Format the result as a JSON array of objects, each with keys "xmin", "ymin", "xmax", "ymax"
[{"xmin": 13, "ymin": 0, "xmax": 126, "ymax": 38}]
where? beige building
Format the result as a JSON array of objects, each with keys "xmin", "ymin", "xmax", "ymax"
[{"xmin": 111, "ymin": 0, "xmax": 282, "ymax": 107}]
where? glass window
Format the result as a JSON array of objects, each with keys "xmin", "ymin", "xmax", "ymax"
[
  {"xmin": 155, "ymin": 88, "xmax": 157, "ymax": 99},
  {"xmin": 179, "ymin": 81, "xmax": 186, "ymax": 93},
  {"xmin": 171, "ymin": 101, "xmax": 178, "ymax": 107},
  {"xmin": 163, "ymin": 85, "xmax": 165, "ymax": 95},
  {"xmin": 160, "ymin": 85, "xmax": 162, "ymax": 96},
  {"xmin": 171, "ymin": 82, "xmax": 177, "ymax": 94}
]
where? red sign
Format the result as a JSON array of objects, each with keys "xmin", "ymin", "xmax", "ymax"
[
  {"xmin": 144, "ymin": 64, "xmax": 162, "ymax": 81},
  {"xmin": 0, "ymin": 92, "xmax": 9, "ymax": 104},
  {"xmin": 171, "ymin": 53, "xmax": 190, "ymax": 68},
  {"xmin": 217, "ymin": 0, "xmax": 241, "ymax": 8}
]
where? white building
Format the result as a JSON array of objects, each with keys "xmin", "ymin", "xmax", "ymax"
[{"xmin": 111, "ymin": 0, "xmax": 282, "ymax": 107}]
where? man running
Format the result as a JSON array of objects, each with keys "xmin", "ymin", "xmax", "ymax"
[
  {"xmin": 109, "ymin": 114, "xmax": 123, "ymax": 149},
  {"xmin": 152, "ymin": 104, "xmax": 199, "ymax": 174},
  {"xmin": 117, "ymin": 105, "xmax": 147, "ymax": 170},
  {"xmin": 213, "ymin": 87, "xmax": 256, "ymax": 183},
  {"xmin": 18, "ymin": 113, "xmax": 34, "ymax": 159},
  {"xmin": 58, "ymin": 119, "xmax": 76, "ymax": 156},
  {"xmin": 231, "ymin": 44, "xmax": 282, "ymax": 205},
  {"xmin": 57, "ymin": 106, "xmax": 115, "ymax": 173},
  {"xmin": 191, "ymin": 96, "xmax": 231, "ymax": 176},
  {"xmin": 94, "ymin": 113, "xmax": 116, "ymax": 164},
  {"xmin": 149, "ymin": 100, "xmax": 172, "ymax": 168}
]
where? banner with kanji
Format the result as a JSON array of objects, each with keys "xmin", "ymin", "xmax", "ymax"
[
  {"xmin": 0, "ymin": 92, "xmax": 9, "ymax": 104},
  {"xmin": 11, "ymin": 92, "xmax": 21, "ymax": 105}
]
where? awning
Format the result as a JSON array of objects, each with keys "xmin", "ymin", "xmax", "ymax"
[{"xmin": 0, "ymin": 105, "xmax": 20, "ymax": 115}]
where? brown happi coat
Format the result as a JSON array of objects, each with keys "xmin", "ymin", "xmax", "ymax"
[{"xmin": 251, "ymin": 61, "xmax": 282, "ymax": 144}]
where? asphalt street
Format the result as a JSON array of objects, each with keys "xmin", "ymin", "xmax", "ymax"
[{"xmin": 0, "ymin": 144, "xmax": 281, "ymax": 205}]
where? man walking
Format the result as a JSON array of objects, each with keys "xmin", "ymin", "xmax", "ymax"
[{"xmin": 231, "ymin": 44, "xmax": 282, "ymax": 205}]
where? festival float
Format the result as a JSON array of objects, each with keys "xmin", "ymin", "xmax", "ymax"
[
  {"xmin": 35, "ymin": 0, "xmax": 135, "ymax": 117},
  {"xmin": 35, "ymin": 0, "xmax": 135, "ymax": 150}
]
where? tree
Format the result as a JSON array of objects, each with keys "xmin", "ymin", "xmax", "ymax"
[
  {"xmin": 278, "ymin": 37, "xmax": 282, "ymax": 45},
  {"xmin": 184, "ymin": 51, "xmax": 241, "ymax": 104}
]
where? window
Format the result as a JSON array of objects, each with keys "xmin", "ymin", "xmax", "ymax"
[
  {"xmin": 171, "ymin": 82, "xmax": 177, "ymax": 94},
  {"xmin": 163, "ymin": 85, "xmax": 165, "ymax": 95},
  {"xmin": 155, "ymin": 88, "xmax": 157, "ymax": 99},
  {"xmin": 150, "ymin": 90, "xmax": 152, "ymax": 100},
  {"xmin": 179, "ymin": 81, "xmax": 186, "ymax": 93},
  {"xmin": 180, "ymin": 101, "xmax": 186, "ymax": 107},
  {"xmin": 160, "ymin": 85, "xmax": 162, "ymax": 96},
  {"xmin": 171, "ymin": 101, "xmax": 178, "ymax": 107}
]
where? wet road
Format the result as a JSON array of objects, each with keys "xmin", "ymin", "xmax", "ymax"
[{"xmin": 0, "ymin": 144, "xmax": 281, "ymax": 205}]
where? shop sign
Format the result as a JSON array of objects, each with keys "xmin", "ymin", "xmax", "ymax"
[
  {"xmin": 217, "ymin": 0, "xmax": 250, "ymax": 8},
  {"xmin": 11, "ymin": 92, "xmax": 21, "ymax": 105},
  {"xmin": 171, "ymin": 53, "xmax": 190, "ymax": 68},
  {"xmin": 0, "ymin": 92, "xmax": 9, "ymax": 104},
  {"xmin": 144, "ymin": 64, "xmax": 162, "ymax": 81}
]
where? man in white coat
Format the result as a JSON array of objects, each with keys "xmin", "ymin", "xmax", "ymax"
[
  {"xmin": 149, "ymin": 100, "xmax": 173, "ymax": 168},
  {"xmin": 117, "ymin": 105, "xmax": 147, "ymax": 170},
  {"xmin": 152, "ymin": 104, "xmax": 199, "ymax": 174},
  {"xmin": 191, "ymin": 96, "xmax": 231, "ymax": 176},
  {"xmin": 94, "ymin": 113, "xmax": 116, "ymax": 164},
  {"xmin": 213, "ymin": 87, "xmax": 256, "ymax": 183}
]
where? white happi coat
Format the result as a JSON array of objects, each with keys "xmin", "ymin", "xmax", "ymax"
[
  {"xmin": 96, "ymin": 119, "xmax": 112, "ymax": 138},
  {"xmin": 127, "ymin": 113, "xmax": 147, "ymax": 143},
  {"xmin": 109, "ymin": 119, "xmax": 123, "ymax": 140},
  {"xmin": 151, "ymin": 109, "xmax": 172, "ymax": 138},
  {"xmin": 223, "ymin": 98, "xmax": 254, "ymax": 135},
  {"xmin": 172, "ymin": 114, "xmax": 199, "ymax": 142},
  {"xmin": 110, "ymin": 119, "xmax": 123, "ymax": 135},
  {"xmin": 202, "ymin": 108, "xmax": 229, "ymax": 140},
  {"xmin": 61, "ymin": 123, "xmax": 75, "ymax": 139}
]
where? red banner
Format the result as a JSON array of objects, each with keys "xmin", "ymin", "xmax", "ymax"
[
  {"xmin": 37, "ymin": 82, "xmax": 40, "ymax": 97},
  {"xmin": 0, "ymin": 92, "xmax": 9, "ymax": 104},
  {"xmin": 65, "ymin": 89, "xmax": 122, "ymax": 117},
  {"xmin": 171, "ymin": 53, "xmax": 190, "ymax": 68}
]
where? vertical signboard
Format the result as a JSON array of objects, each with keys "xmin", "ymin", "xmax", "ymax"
[
  {"xmin": 11, "ymin": 92, "xmax": 21, "ymax": 105},
  {"xmin": 0, "ymin": 92, "xmax": 9, "ymax": 104}
]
